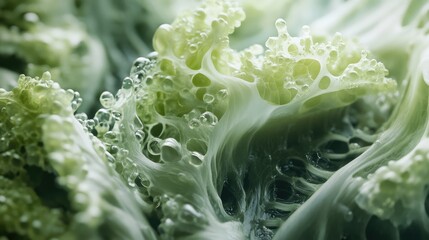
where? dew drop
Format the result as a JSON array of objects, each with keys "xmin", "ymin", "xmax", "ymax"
[
  {"xmin": 95, "ymin": 109, "xmax": 111, "ymax": 123},
  {"xmin": 275, "ymin": 19, "xmax": 288, "ymax": 34},
  {"xmin": 133, "ymin": 57, "xmax": 151, "ymax": 69},
  {"xmin": 41, "ymin": 71, "xmax": 51, "ymax": 80},
  {"xmin": 100, "ymin": 91, "xmax": 115, "ymax": 108}
]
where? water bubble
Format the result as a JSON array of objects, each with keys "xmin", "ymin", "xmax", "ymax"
[
  {"xmin": 71, "ymin": 98, "xmax": 82, "ymax": 111},
  {"xmin": 100, "ymin": 91, "xmax": 115, "ymax": 108},
  {"xmin": 145, "ymin": 76, "xmax": 153, "ymax": 85},
  {"xmin": 161, "ymin": 138, "xmax": 182, "ymax": 162},
  {"xmin": 203, "ymin": 93, "xmax": 215, "ymax": 104},
  {"xmin": 134, "ymin": 57, "xmax": 151, "ymax": 68},
  {"xmin": 216, "ymin": 89, "xmax": 228, "ymax": 99},
  {"xmin": 189, "ymin": 151, "xmax": 204, "ymax": 166},
  {"xmin": 188, "ymin": 118, "xmax": 201, "ymax": 129},
  {"xmin": 75, "ymin": 113, "xmax": 88, "ymax": 122},
  {"xmin": 199, "ymin": 111, "xmax": 218, "ymax": 126},
  {"xmin": 189, "ymin": 44, "xmax": 198, "ymax": 53},
  {"xmin": 137, "ymin": 175, "xmax": 151, "ymax": 188},
  {"xmin": 41, "ymin": 71, "xmax": 51, "ymax": 80},
  {"xmin": 131, "ymin": 57, "xmax": 151, "ymax": 76},
  {"xmin": 117, "ymin": 148, "xmax": 129, "ymax": 160},
  {"xmin": 147, "ymin": 52, "xmax": 158, "ymax": 60},
  {"xmin": 111, "ymin": 111, "xmax": 122, "ymax": 121},
  {"xmin": 135, "ymin": 130, "xmax": 145, "ymax": 142},
  {"xmin": 127, "ymin": 171, "xmax": 139, "ymax": 187},
  {"xmin": 95, "ymin": 111, "xmax": 111, "ymax": 134},
  {"xmin": 148, "ymin": 138, "xmax": 161, "ymax": 155},
  {"xmin": 163, "ymin": 76, "xmax": 174, "ymax": 92},
  {"xmin": 179, "ymin": 204, "xmax": 203, "ymax": 224},
  {"xmin": 103, "ymin": 131, "xmax": 118, "ymax": 143},
  {"xmin": 110, "ymin": 145, "xmax": 119, "ymax": 154}
]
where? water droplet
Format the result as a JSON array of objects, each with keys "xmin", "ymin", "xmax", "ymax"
[
  {"xmin": 122, "ymin": 77, "xmax": 134, "ymax": 89},
  {"xmin": 103, "ymin": 131, "xmax": 118, "ymax": 143},
  {"xmin": 86, "ymin": 119, "xmax": 95, "ymax": 129},
  {"xmin": 100, "ymin": 91, "xmax": 115, "ymax": 108},
  {"xmin": 41, "ymin": 71, "xmax": 51, "ymax": 80},
  {"xmin": 111, "ymin": 111, "xmax": 122, "ymax": 121},
  {"xmin": 95, "ymin": 109, "xmax": 111, "ymax": 123},
  {"xmin": 75, "ymin": 113, "xmax": 88, "ymax": 122},
  {"xmin": 275, "ymin": 19, "xmax": 288, "ymax": 34}
]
